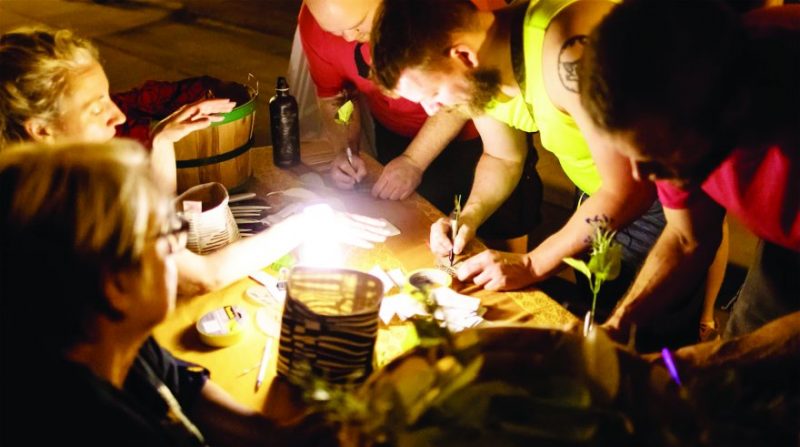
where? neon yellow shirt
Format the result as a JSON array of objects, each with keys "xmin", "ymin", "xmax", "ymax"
[{"xmin": 485, "ymin": 0, "xmax": 603, "ymax": 194}]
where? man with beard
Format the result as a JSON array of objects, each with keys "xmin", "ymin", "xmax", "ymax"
[
  {"xmin": 371, "ymin": 0, "xmax": 728, "ymax": 346},
  {"xmin": 299, "ymin": 0, "xmax": 542, "ymax": 255}
]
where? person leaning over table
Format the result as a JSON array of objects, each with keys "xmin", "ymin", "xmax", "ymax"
[
  {"xmin": 369, "ymin": 0, "xmax": 728, "ymax": 345},
  {"xmin": 299, "ymin": 0, "xmax": 542, "ymax": 255},
  {"xmin": 0, "ymin": 140, "xmax": 335, "ymax": 446},
  {"xmin": 577, "ymin": 0, "xmax": 799, "ymax": 371},
  {"xmin": 0, "ymin": 26, "xmax": 389, "ymax": 297}
]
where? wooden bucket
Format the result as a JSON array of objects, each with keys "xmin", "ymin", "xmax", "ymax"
[{"xmin": 174, "ymin": 81, "xmax": 257, "ymax": 193}]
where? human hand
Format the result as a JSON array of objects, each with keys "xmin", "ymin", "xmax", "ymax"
[
  {"xmin": 456, "ymin": 250, "xmax": 537, "ymax": 291},
  {"xmin": 371, "ymin": 154, "xmax": 423, "ymax": 200},
  {"xmin": 429, "ymin": 214, "xmax": 478, "ymax": 257},
  {"xmin": 302, "ymin": 204, "xmax": 390, "ymax": 249},
  {"xmin": 330, "ymin": 151, "xmax": 367, "ymax": 189},
  {"xmin": 151, "ymin": 98, "xmax": 235, "ymax": 144}
]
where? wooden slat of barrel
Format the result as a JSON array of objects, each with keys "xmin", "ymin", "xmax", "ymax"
[{"xmin": 174, "ymin": 107, "xmax": 254, "ymax": 193}]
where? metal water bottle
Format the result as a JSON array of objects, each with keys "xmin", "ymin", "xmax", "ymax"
[{"xmin": 270, "ymin": 77, "xmax": 300, "ymax": 168}]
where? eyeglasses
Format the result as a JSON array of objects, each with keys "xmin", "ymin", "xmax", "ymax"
[{"xmin": 156, "ymin": 213, "xmax": 190, "ymax": 255}]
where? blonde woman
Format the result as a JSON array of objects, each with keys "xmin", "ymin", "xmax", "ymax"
[
  {"xmin": 0, "ymin": 27, "xmax": 234, "ymax": 192},
  {"xmin": 0, "ymin": 27, "xmax": 389, "ymax": 296},
  {"xmin": 0, "ymin": 140, "xmax": 332, "ymax": 446}
]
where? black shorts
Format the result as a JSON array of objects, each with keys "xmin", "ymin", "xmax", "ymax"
[{"xmin": 374, "ymin": 121, "xmax": 542, "ymax": 240}]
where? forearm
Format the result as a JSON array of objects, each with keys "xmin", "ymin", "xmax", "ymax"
[
  {"xmin": 150, "ymin": 135, "xmax": 178, "ymax": 194},
  {"xmin": 609, "ymin": 224, "xmax": 721, "ymax": 329},
  {"xmin": 675, "ymin": 311, "xmax": 800, "ymax": 372},
  {"xmin": 402, "ymin": 109, "xmax": 468, "ymax": 170},
  {"xmin": 529, "ymin": 185, "xmax": 655, "ymax": 278},
  {"xmin": 176, "ymin": 215, "xmax": 304, "ymax": 295},
  {"xmin": 462, "ymin": 153, "xmax": 523, "ymax": 226},
  {"xmin": 318, "ymin": 95, "xmax": 362, "ymax": 154}
]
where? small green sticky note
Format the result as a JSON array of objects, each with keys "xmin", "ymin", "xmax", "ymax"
[{"xmin": 335, "ymin": 100, "xmax": 354, "ymax": 125}]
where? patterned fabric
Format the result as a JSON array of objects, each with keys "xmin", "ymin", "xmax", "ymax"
[
  {"xmin": 112, "ymin": 76, "xmax": 225, "ymax": 149},
  {"xmin": 277, "ymin": 267, "xmax": 383, "ymax": 384}
]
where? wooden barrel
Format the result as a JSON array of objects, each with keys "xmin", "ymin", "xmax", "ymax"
[{"xmin": 174, "ymin": 82, "xmax": 256, "ymax": 193}]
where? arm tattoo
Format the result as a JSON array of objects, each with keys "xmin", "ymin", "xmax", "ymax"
[{"xmin": 558, "ymin": 35, "xmax": 588, "ymax": 93}]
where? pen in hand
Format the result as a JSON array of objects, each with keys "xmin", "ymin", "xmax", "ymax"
[
  {"xmin": 345, "ymin": 147, "xmax": 360, "ymax": 185},
  {"xmin": 449, "ymin": 195, "xmax": 462, "ymax": 266},
  {"xmin": 254, "ymin": 336, "xmax": 274, "ymax": 392}
]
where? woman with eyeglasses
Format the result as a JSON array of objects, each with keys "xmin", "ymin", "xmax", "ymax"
[
  {"xmin": 0, "ymin": 140, "xmax": 334, "ymax": 446},
  {"xmin": 0, "ymin": 26, "xmax": 389, "ymax": 296}
]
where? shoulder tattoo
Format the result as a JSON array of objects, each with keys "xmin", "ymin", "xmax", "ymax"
[{"xmin": 558, "ymin": 35, "xmax": 588, "ymax": 93}]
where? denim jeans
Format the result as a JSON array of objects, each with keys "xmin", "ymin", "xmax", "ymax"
[
  {"xmin": 724, "ymin": 240, "xmax": 800, "ymax": 338},
  {"xmin": 575, "ymin": 194, "xmax": 666, "ymax": 316}
]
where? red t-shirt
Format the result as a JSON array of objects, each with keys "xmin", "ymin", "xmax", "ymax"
[
  {"xmin": 297, "ymin": 5, "xmax": 478, "ymax": 140},
  {"xmin": 657, "ymin": 143, "xmax": 800, "ymax": 251}
]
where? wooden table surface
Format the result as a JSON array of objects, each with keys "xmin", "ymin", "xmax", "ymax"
[{"xmin": 153, "ymin": 141, "xmax": 577, "ymax": 418}]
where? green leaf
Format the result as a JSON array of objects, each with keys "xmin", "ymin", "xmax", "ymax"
[
  {"xmin": 269, "ymin": 252, "xmax": 295, "ymax": 272},
  {"xmin": 335, "ymin": 100, "xmax": 354, "ymax": 125},
  {"xmin": 588, "ymin": 243, "xmax": 622, "ymax": 282},
  {"xmin": 563, "ymin": 257, "xmax": 592, "ymax": 281}
]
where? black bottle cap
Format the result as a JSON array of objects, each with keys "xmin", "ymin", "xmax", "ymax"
[{"xmin": 276, "ymin": 76, "xmax": 290, "ymax": 92}]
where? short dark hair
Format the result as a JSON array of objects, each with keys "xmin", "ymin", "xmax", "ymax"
[
  {"xmin": 580, "ymin": 0, "xmax": 743, "ymax": 136},
  {"xmin": 371, "ymin": 0, "xmax": 477, "ymax": 91}
]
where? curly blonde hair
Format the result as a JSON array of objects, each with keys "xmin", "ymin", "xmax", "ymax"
[
  {"xmin": 0, "ymin": 27, "xmax": 98, "ymax": 149},
  {"xmin": 0, "ymin": 139, "xmax": 171, "ymax": 352}
]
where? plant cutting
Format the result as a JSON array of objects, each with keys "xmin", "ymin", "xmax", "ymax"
[
  {"xmin": 562, "ymin": 214, "xmax": 622, "ymax": 335},
  {"xmin": 294, "ymin": 283, "xmax": 635, "ymax": 447},
  {"xmin": 335, "ymin": 99, "xmax": 359, "ymax": 176}
]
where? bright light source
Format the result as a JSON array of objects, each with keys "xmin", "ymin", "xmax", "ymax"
[{"xmin": 297, "ymin": 203, "xmax": 345, "ymax": 268}]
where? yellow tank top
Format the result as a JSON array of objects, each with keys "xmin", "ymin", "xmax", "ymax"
[{"xmin": 485, "ymin": 0, "xmax": 603, "ymax": 194}]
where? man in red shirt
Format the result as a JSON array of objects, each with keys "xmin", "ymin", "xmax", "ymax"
[
  {"xmin": 580, "ymin": 0, "xmax": 799, "ymax": 370},
  {"xmin": 299, "ymin": 0, "xmax": 541, "ymax": 253}
]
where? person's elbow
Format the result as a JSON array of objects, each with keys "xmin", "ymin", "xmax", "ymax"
[
  {"xmin": 668, "ymin": 219, "xmax": 722, "ymax": 258},
  {"xmin": 176, "ymin": 251, "xmax": 225, "ymax": 296}
]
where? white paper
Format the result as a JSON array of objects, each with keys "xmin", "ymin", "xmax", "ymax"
[
  {"xmin": 369, "ymin": 265, "xmax": 396, "ymax": 294},
  {"xmin": 432, "ymin": 288, "xmax": 481, "ymax": 312},
  {"xmin": 248, "ymin": 270, "xmax": 286, "ymax": 304}
]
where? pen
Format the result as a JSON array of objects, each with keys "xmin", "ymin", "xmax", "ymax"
[
  {"xmin": 255, "ymin": 336, "xmax": 274, "ymax": 392},
  {"xmin": 449, "ymin": 195, "xmax": 462, "ymax": 266},
  {"xmin": 346, "ymin": 147, "xmax": 359, "ymax": 185}
]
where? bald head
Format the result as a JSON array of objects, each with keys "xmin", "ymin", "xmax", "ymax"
[{"xmin": 305, "ymin": 0, "xmax": 380, "ymax": 42}]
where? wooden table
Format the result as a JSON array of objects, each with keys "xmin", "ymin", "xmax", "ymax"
[{"xmin": 153, "ymin": 141, "xmax": 576, "ymax": 418}]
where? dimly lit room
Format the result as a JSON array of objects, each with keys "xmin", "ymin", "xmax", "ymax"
[{"xmin": 1, "ymin": 0, "xmax": 797, "ymax": 445}]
